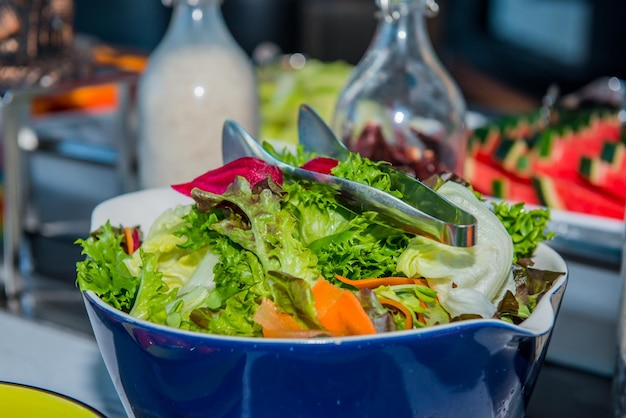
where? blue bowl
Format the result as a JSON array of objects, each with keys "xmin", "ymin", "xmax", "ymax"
[{"xmin": 83, "ymin": 188, "xmax": 568, "ymax": 418}]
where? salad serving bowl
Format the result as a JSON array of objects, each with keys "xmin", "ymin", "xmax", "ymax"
[{"xmin": 83, "ymin": 187, "xmax": 568, "ymax": 418}]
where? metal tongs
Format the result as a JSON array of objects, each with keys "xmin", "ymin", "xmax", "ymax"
[{"xmin": 222, "ymin": 110, "xmax": 477, "ymax": 247}]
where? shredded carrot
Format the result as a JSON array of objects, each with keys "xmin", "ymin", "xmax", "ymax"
[
  {"xmin": 417, "ymin": 300, "xmax": 428, "ymax": 325},
  {"xmin": 312, "ymin": 277, "xmax": 377, "ymax": 336},
  {"xmin": 378, "ymin": 298, "xmax": 414, "ymax": 330},
  {"xmin": 123, "ymin": 227, "xmax": 135, "ymax": 254},
  {"xmin": 334, "ymin": 275, "xmax": 436, "ymax": 329},
  {"xmin": 413, "ymin": 278, "xmax": 430, "ymax": 288},
  {"xmin": 334, "ymin": 274, "xmax": 426, "ymax": 289},
  {"xmin": 254, "ymin": 298, "xmax": 325, "ymax": 339}
]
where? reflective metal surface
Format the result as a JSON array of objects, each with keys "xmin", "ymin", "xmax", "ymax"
[{"xmin": 222, "ymin": 118, "xmax": 476, "ymax": 247}]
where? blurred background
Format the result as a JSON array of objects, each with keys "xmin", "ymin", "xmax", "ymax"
[{"xmin": 73, "ymin": 0, "xmax": 626, "ymax": 114}]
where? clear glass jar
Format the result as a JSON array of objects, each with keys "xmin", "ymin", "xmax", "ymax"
[
  {"xmin": 137, "ymin": 0, "xmax": 259, "ymax": 189},
  {"xmin": 332, "ymin": 0, "xmax": 467, "ymax": 180}
]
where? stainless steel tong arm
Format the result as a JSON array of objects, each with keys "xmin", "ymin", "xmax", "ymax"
[
  {"xmin": 297, "ymin": 104, "xmax": 477, "ymax": 246},
  {"xmin": 222, "ymin": 119, "xmax": 476, "ymax": 247}
]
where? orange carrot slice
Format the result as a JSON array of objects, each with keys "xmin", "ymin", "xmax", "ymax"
[
  {"xmin": 254, "ymin": 298, "xmax": 324, "ymax": 339},
  {"xmin": 312, "ymin": 278, "xmax": 377, "ymax": 336},
  {"xmin": 312, "ymin": 276, "xmax": 345, "ymax": 317}
]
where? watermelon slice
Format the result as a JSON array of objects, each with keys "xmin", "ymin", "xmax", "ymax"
[
  {"xmin": 466, "ymin": 107, "xmax": 625, "ymax": 220},
  {"xmin": 533, "ymin": 175, "xmax": 624, "ymax": 219},
  {"xmin": 465, "ymin": 156, "xmax": 539, "ymax": 205},
  {"xmin": 493, "ymin": 137, "xmax": 529, "ymax": 172},
  {"xmin": 599, "ymin": 141, "xmax": 626, "ymax": 170},
  {"xmin": 579, "ymin": 156, "xmax": 626, "ymax": 201},
  {"xmin": 468, "ymin": 125, "xmax": 501, "ymax": 159}
]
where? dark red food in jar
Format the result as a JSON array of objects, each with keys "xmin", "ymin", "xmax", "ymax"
[{"xmin": 347, "ymin": 122, "xmax": 457, "ymax": 180}]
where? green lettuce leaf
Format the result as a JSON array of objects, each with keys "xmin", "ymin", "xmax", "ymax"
[
  {"xmin": 191, "ymin": 176, "xmax": 320, "ymax": 283},
  {"xmin": 125, "ymin": 204, "xmax": 210, "ymax": 290},
  {"xmin": 129, "ymin": 250, "xmax": 178, "ymax": 323},
  {"xmin": 282, "ymin": 179, "xmax": 352, "ymax": 246},
  {"xmin": 331, "ymin": 153, "xmax": 401, "ymax": 198},
  {"xmin": 283, "ymin": 159, "xmax": 410, "ymax": 281},
  {"xmin": 183, "ymin": 236, "xmax": 268, "ymax": 336},
  {"xmin": 75, "ymin": 221, "xmax": 139, "ymax": 312},
  {"xmin": 491, "ymin": 201, "xmax": 555, "ymax": 262},
  {"xmin": 189, "ymin": 289, "xmax": 262, "ymax": 337},
  {"xmin": 310, "ymin": 218, "xmax": 409, "ymax": 280}
]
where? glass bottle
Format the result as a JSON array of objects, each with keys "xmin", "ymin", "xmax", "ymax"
[
  {"xmin": 137, "ymin": 0, "xmax": 259, "ymax": 189},
  {"xmin": 332, "ymin": 0, "xmax": 467, "ymax": 180}
]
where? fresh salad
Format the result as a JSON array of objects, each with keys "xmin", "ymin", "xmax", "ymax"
[{"xmin": 76, "ymin": 146, "xmax": 562, "ymax": 338}]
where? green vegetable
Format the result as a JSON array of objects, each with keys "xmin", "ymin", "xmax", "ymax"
[
  {"xmin": 497, "ymin": 259, "xmax": 564, "ymax": 324},
  {"xmin": 126, "ymin": 204, "xmax": 206, "ymax": 290},
  {"xmin": 491, "ymin": 200, "xmax": 555, "ymax": 262},
  {"xmin": 129, "ymin": 250, "xmax": 177, "ymax": 323},
  {"xmin": 374, "ymin": 285, "xmax": 449, "ymax": 328},
  {"xmin": 192, "ymin": 176, "xmax": 320, "ymax": 283},
  {"xmin": 76, "ymin": 150, "xmax": 563, "ymax": 337},
  {"xmin": 266, "ymin": 271, "xmax": 322, "ymax": 330},
  {"xmin": 75, "ymin": 221, "xmax": 139, "ymax": 312},
  {"xmin": 332, "ymin": 153, "xmax": 401, "ymax": 198},
  {"xmin": 258, "ymin": 59, "xmax": 353, "ymax": 143}
]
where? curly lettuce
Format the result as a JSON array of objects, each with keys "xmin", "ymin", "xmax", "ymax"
[
  {"xmin": 76, "ymin": 150, "xmax": 560, "ymax": 337},
  {"xmin": 75, "ymin": 221, "xmax": 139, "ymax": 312}
]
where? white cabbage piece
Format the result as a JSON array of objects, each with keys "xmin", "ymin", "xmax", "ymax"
[{"xmin": 396, "ymin": 181, "xmax": 514, "ymax": 319}]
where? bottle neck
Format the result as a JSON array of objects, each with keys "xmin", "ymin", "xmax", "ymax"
[
  {"xmin": 164, "ymin": 0, "xmax": 230, "ymax": 43},
  {"xmin": 373, "ymin": 0, "xmax": 436, "ymax": 61},
  {"xmin": 376, "ymin": 0, "xmax": 438, "ymax": 20}
]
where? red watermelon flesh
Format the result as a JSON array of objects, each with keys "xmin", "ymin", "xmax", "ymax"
[
  {"xmin": 466, "ymin": 108, "xmax": 625, "ymax": 219},
  {"xmin": 465, "ymin": 156, "xmax": 539, "ymax": 205},
  {"xmin": 579, "ymin": 156, "xmax": 626, "ymax": 201},
  {"xmin": 533, "ymin": 175, "xmax": 624, "ymax": 219}
]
